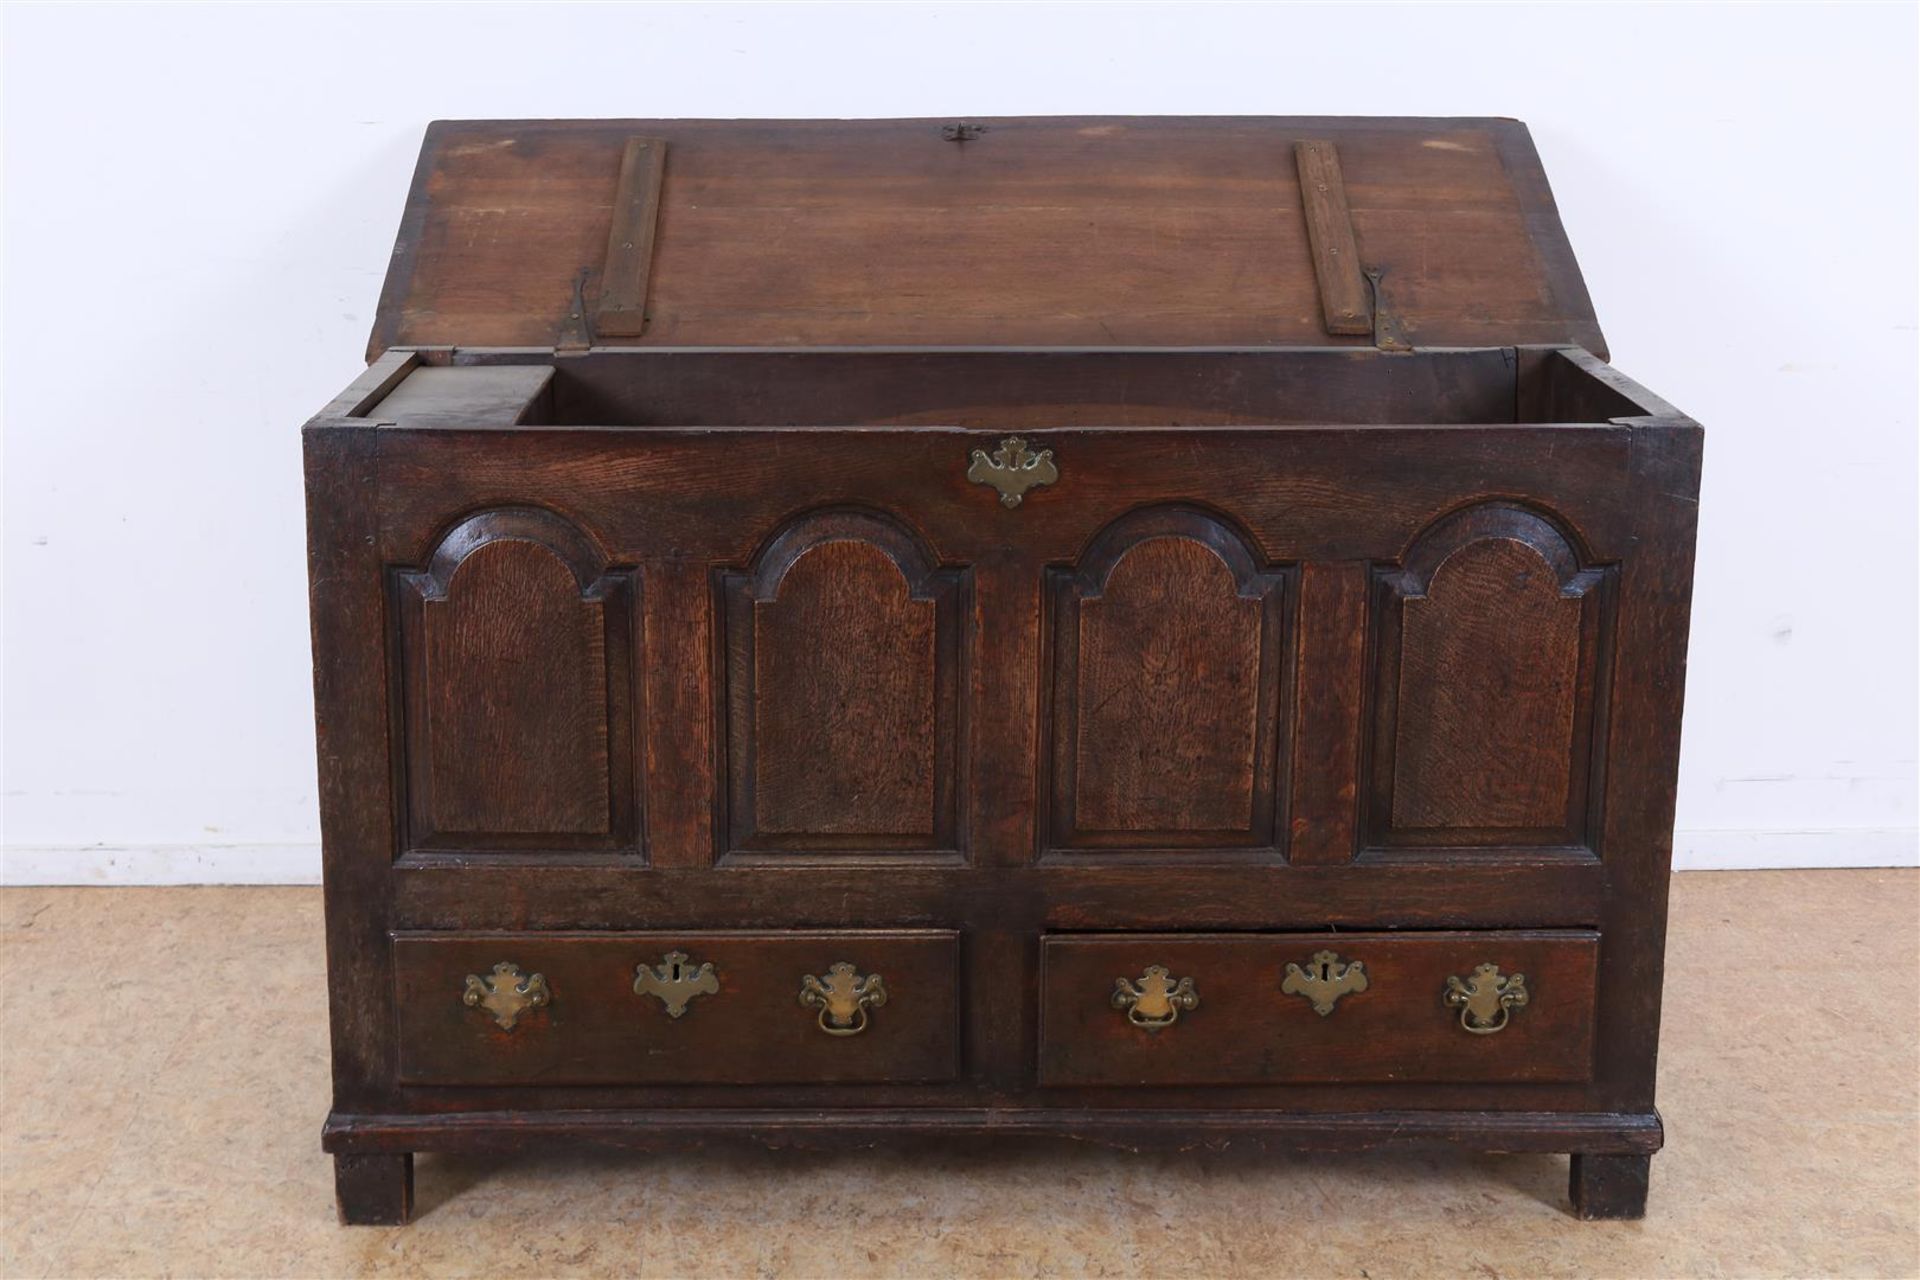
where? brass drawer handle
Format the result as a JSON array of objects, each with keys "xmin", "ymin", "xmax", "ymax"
[
  {"xmin": 632, "ymin": 950, "xmax": 719, "ymax": 1018},
  {"xmin": 1281, "ymin": 950, "xmax": 1369, "ymax": 1016},
  {"xmin": 967, "ymin": 435, "xmax": 1057, "ymax": 508},
  {"xmin": 1444, "ymin": 963, "xmax": 1529, "ymax": 1034},
  {"xmin": 1112, "ymin": 965, "xmax": 1198, "ymax": 1031},
  {"xmin": 462, "ymin": 961, "xmax": 550, "ymax": 1031},
  {"xmin": 799, "ymin": 962, "xmax": 887, "ymax": 1036}
]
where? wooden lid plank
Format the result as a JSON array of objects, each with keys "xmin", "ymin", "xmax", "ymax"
[{"xmin": 369, "ymin": 117, "xmax": 1603, "ymax": 358}]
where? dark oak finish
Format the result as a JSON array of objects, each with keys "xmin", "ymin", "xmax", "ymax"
[
  {"xmin": 1288, "ymin": 562, "xmax": 1368, "ymax": 863},
  {"xmin": 1294, "ymin": 140, "xmax": 1372, "ymax": 336},
  {"xmin": 392, "ymin": 508, "xmax": 642, "ymax": 856},
  {"xmin": 394, "ymin": 930, "xmax": 959, "ymax": 1086},
  {"xmin": 1569, "ymin": 1153, "xmax": 1654, "ymax": 1219},
  {"xmin": 332, "ymin": 1153, "xmax": 412, "ymax": 1226},
  {"xmin": 325, "ymin": 1108, "xmax": 1663, "ymax": 1156},
  {"xmin": 717, "ymin": 510, "xmax": 967, "ymax": 859},
  {"xmin": 1365, "ymin": 502, "xmax": 1612, "ymax": 856},
  {"xmin": 596, "ymin": 136, "xmax": 667, "ymax": 338},
  {"xmin": 1039, "ymin": 931, "xmax": 1598, "ymax": 1086},
  {"xmin": 370, "ymin": 118, "xmax": 1604, "ymax": 356},
  {"xmin": 547, "ymin": 347, "xmax": 1524, "ymax": 428},
  {"xmin": 310, "ymin": 118, "xmax": 1700, "ymax": 1224},
  {"xmin": 1042, "ymin": 507, "xmax": 1290, "ymax": 859}
]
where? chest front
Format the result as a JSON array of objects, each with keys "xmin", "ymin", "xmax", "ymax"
[{"xmin": 307, "ymin": 116, "xmax": 1700, "ymax": 1226}]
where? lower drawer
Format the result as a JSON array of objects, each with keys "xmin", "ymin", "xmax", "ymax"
[
  {"xmin": 1039, "ymin": 931, "xmax": 1598, "ymax": 1087},
  {"xmin": 392, "ymin": 930, "xmax": 959, "ymax": 1086}
]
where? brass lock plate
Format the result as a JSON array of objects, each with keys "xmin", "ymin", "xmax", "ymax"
[{"xmin": 633, "ymin": 951, "xmax": 720, "ymax": 1018}]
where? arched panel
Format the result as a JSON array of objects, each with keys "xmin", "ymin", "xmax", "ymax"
[
  {"xmin": 1365, "ymin": 502, "xmax": 1612, "ymax": 856},
  {"xmin": 394, "ymin": 508, "xmax": 642, "ymax": 856},
  {"xmin": 718, "ymin": 509, "xmax": 968, "ymax": 859},
  {"xmin": 1043, "ymin": 506, "xmax": 1292, "ymax": 859}
]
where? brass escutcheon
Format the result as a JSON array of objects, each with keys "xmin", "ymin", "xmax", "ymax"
[
  {"xmin": 798, "ymin": 962, "xmax": 887, "ymax": 1036},
  {"xmin": 1112, "ymin": 965, "xmax": 1199, "ymax": 1031},
  {"xmin": 462, "ymin": 961, "xmax": 550, "ymax": 1031},
  {"xmin": 1444, "ymin": 963, "xmax": 1529, "ymax": 1034},
  {"xmin": 632, "ymin": 951, "xmax": 720, "ymax": 1018},
  {"xmin": 1281, "ymin": 950, "xmax": 1369, "ymax": 1016},
  {"xmin": 966, "ymin": 435, "xmax": 1058, "ymax": 508}
]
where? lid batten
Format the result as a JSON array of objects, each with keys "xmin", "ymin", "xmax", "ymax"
[{"xmin": 370, "ymin": 117, "xmax": 1603, "ymax": 357}]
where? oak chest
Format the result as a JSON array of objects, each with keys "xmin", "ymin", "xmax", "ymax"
[{"xmin": 305, "ymin": 117, "xmax": 1700, "ymax": 1223}]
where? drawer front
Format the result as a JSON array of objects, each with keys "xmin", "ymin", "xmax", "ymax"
[
  {"xmin": 394, "ymin": 930, "xmax": 959, "ymax": 1086},
  {"xmin": 1040, "ymin": 931, "xmax": 1597, "ymax": 1087}
]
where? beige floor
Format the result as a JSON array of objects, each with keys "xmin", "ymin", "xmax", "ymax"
[{"xmin": 2, "ymin": 871, "xmax": 1916, "ymax": 1280}]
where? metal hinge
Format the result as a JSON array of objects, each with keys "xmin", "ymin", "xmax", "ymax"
[
  {"xmin": 1365, "ymin": 268, "xmax": 1411, "ymax": 353},
  {"xmin": 557, "ymin": 267, "xmax": 593, "ymax": 352}
]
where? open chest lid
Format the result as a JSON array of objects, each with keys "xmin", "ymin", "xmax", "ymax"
[{"xmin": 370, "ymin": 116, "xmax": 1604, "ymax": 360}]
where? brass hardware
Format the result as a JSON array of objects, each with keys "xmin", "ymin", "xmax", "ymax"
[
  {"xmin": 462, "ymin": 962, "xmax": 550, "ymax": 1031},
  {"xmin": 799, "ymin": 962, "xmax": 887, "ymax": 1036},
  {"xmin": 1111, "ymin": 965, "xmax": 1199, "ymax": 1031},
  {"xmin": 967, "ymin": 435, "xmax": 1058, "ymax": 508},
  {"xmin": 632, "ymin": 951, "xmax": 720, "ymax": 1018},
  {"xmin": 1444, "ymin": 963, "xmax": 1529, "ymax": 1035},
  {"xmin": 1281, "ymin": 950, "xmax": 1369, "ymax": 1016}
]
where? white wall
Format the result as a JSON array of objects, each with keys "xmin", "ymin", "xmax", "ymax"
[{"xmin": 3, "ymin": 1, "xmax": 1914, "ymax": 883}]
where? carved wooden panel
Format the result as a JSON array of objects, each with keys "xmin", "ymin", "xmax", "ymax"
[
  {"xmin": 1366, "ymin": 503, "xmax": 1613, "ymax": 855},
  {"xmin": 394, "ymin": 508, "xmax": 641, "ymax": 855},
  {"xmin": 718, "ymin": 510, "xmax": 967, "ymax": 859},
  {"xmin": 1043, "ymin": 507, "xmax": 1291, "ymax": 858}
]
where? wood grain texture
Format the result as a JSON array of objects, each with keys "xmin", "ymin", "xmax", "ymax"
[
  {"xmin": 1075, "ymin": 541, "xmax": 1262, "ymax": 830},
  {"xmin": 595, "ymin": 136, "xmax": 667, "ymax": 338},
  {"xmin": 552, "ymin": 348, "xmax": 1522, "ymax": 428},
  {"xmin": 755, "ymin": 541, "xmax": 934, "ymax": 836},
  {"xmin": 364, "ymin": 365, "xmax": 554, "ymax": 428},
  {"xmin": 1367, "ymin": 503, "xmax": 1611, "ymax": 855},
  {"xmin": 1295, "ymin": 141, "xmax": 1372, "ymax": 336},
  {"xmin": 394, "ymin": 508, "xmax": 641, "ymax": 855},
  {"xmin": 1589, "ymin": 422, "xmax": 1702, "ymax": 1112},
  {"xmin": 369, "ymin": 423, "xmax": 1642, "ymax": 568},
  {"xmin": 718, "ymin": 510, "xmax": 966, "ymax": 858},
  {"xmin": 307, "ymin": 116, "xmax": 1700, "ymax": 1212},
  {"xmin": 1395, "ymin": 539, "xmax": 1580, "ymax": 828},
  {"xmin": 1287, "ymin": 562, "xmax": 1368, "ymax": 864},
  {"xmin": 305, "ymin": 424, "xmax": 398, "ymax": 1113},
  {"xmin": 426, "ymin": 541, "xmax": 608, "ymax": 832},
  {"xmin": 325, "ymin": 1106, "xmax": 1662, "ymax": 1158},
  {"xmin": 371, "ymin": 117, "xmax": 1605, "ymax": 355},
  {"xmin": 393, "ymin": 930, "xmax": 959, "ymax": 1086},
  {"xmin": 1043, "ymin": 507, "xmax": 1289, "ymax": 857},
  {"xmin": 1039, "ymin": 931, "xmax": 1598, "ymax": 1087}
]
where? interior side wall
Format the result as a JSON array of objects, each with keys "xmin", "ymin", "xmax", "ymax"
[
  {"xmin": 368, "ymin": 349, "xmax": 1520, "ymax": 428},
  {"xmin": 364, "ymin": 347, "xmax": 1677, "ymax": 431}
]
